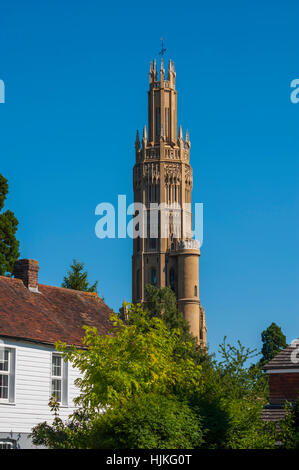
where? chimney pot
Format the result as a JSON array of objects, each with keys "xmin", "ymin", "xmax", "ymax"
[{"xmin": 13, "ymin": 259, "xmax": 39, "ymax": 292}]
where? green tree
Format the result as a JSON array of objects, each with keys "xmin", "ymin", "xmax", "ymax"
[
  {"xmin": 260, "ymin": 322, "xmax": 287, "ymax": 365},
  {"xmin": 87, "ymin": 393, "xmax": 203, "ymax": 449},
  {"xmin": 0, "ymin": 174, "xmax": 20, "ymax": 276},
  {"xmin": 31, "ymin": 297, "xmax": 283, "ymax": 450},
  {"xmin": 31, "ymin": 304, "xmax": 203, "ymax": 448},
  {"xmin": 62, "ymin": 259, "xmax": 98, "ymax": 293},
  {"xmin": 144, "ymin": 285, "xmax": 191, "ymax": 338},
  {"xmin": 59, "ymin": 305, "xmax": 202, "ymax": 410},
  {"xmin": 275, "ymin": 399, "xmax": 299, "ymax": 449},
  {"xmin": 189, "ymin": 337, "xmax": 275, "ymax": 449},
  {"xmin": 144, "ymin": 285, "xmax": 207, "ymax": 364}
]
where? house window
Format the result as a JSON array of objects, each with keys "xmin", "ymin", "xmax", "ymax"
[
  {"xmin": 0, "ymin": 441, "xmax": 15, "ymax": 449},
  {"xmin": 51, "ymin": 354, "xmax": 68, "ymax": 405},
  {"xmin": 0, "ymin": 348, "xmax": 15, "ymax": 403}
]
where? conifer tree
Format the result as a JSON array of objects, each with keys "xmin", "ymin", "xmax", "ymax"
[
  {"xmin": 62, "ymin": 259, "xmax": 98, "ymax": 293},
  {"xmin": 260, "ymin": 322, "xmax": 287, "ymax": 364},
  {"xmin": 144, "ymin": 284, "xmax": 191, "ymax": 339},
  {"xmin": 0, "ymin": 174, "xmax": 20, "ymax": 276}
]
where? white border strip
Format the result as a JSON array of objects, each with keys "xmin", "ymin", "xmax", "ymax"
[{"xmin": 267, "ymin": 369, "xmax": 299, "ymax": 374}]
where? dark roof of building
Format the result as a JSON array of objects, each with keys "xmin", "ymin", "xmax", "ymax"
[
  {"xmin": 260, "ymin": 405, "xmax": 288, "ymax": 423},
  {"xmin": 264, "ymin": 342, "xmax": 299, "ymax": 371},
  {"xmin": 0, "ymin": 276, "xmax": 113, "ymax": 347}
]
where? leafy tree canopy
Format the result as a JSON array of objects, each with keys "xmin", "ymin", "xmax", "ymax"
[
  {"xmin": 30, "ymin": 296, "xmax": 292, "ymax": 450},
  {"xmin": 31, "ymin": 304, "xmax": 203, "ymax": 448},
  {"xmin": 0, "ymin": 174, "xmax": 20, "ymax": 276},
  {"xmin": 260, "ymin": 322, "xmax": 287, "ymax": 365},
  {"xmin": 86, "ymin": 393, "xmax": 204, "ymax": 449},
  {"xmin": 144, "ymin": 285, "xmax": 207, "ymax": 364},
  {"xmin": 279, "ymin": 399, "xmax": 299, "ymax": 449},
  {"xmin": 189, "ymin": 336, "xmax": 274, "ymax": 449},
  {"xmin": 56, "ymin": 305, "xmax": 203, "ymax": 411}
]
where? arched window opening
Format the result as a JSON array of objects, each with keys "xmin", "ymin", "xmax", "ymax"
[
  {"xmin": 151, "ymin": 238, "xmax": 156, "ymax": 249},
  {"xmin": 137, "ymin": 270, "xmax": 141, "ymax": 299},
  {"xmin": 170, "ymin": 268, "xmax": 175, "ymax": 292},
  {"xmin": 151, "ymin": 268, "xmax": 157, "ymax": 287}
]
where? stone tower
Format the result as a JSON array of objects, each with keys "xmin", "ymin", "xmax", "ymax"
[{"xmin": 132, "ymin": 58, "xmax": 207, "ymax": 347}]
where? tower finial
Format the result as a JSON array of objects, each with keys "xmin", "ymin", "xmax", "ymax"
[
  {"xmin": 168, "ymin": 59, "xmax": 172, "ymax": 80},
  {"xmin": 153, "ymin": 59, "xmax": 157, "ymax": 81},
  {"xmin": 159, "ymin": 37, "xmax": 166, "ymax": 58},
  {"xmin": 179, "ymin": 125, "xmax": 183, "ymax": 141},
  {"xmin": 185, "ymin": 129, "xmax": 190, "ymax": 148},
  {"xmin": 160, "ymin": 57, "xmax": 165, "ymax": 80},
  {"xmin": 135, "ymin": 129, "xmax": 140, "ymax": 150}
]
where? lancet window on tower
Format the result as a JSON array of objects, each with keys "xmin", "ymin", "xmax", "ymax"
[
  {"xmin": 136, "ymin": 269, "xmax": 141, "ymax": 299},
  {"xmin": 165, "ymin": 107, "xmax": 170, "ymax": 140},
  {"xmin": 170, "ymin": 268, "xmax": 175, "ymax": 292},
  {"xmin": 151, "ymin": 268, "xmax": 157, "ymax": 286},
  {"xmin": 155, "ymin": 108, "xmax": 160, "ymax": 138}
]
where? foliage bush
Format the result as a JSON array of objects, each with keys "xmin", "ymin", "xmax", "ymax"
[{"xmin": 30, "ymin": 288, "xmax": 293, "ymax": 449}]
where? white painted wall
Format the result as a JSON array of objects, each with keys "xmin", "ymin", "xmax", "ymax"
[{"xmin": 0, "ymin": 337, "xmax": 81, "ymax": 434}]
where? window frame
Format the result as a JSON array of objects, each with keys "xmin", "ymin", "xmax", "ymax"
[
  {"xmin": 0, "ymin": 440, "xmax": 15, "ymax": 449},
  {"xmin": 0, "ymin": 348, "xmax": 16, "ymax": 404},
  {"xmin": 51, "ymin": 353, "xmax": 68, "ymax": 406}
]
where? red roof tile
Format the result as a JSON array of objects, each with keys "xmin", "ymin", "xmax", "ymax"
[
  {"xmin": 0, "ymin": 276, "xmax": 113, "ymax": 347},
  {"xmin": 264, "ymin": 341, "xmax": 299, "ymax": 371}
]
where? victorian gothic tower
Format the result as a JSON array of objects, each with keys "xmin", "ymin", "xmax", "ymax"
[{"xmin": 132, "ymin": 58, "xmax": 207, "ymax": 346}]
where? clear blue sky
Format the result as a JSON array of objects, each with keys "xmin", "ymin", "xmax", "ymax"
[{"xmin": 0, "ymin": 0, "xmax": 298, "ymax": 359}]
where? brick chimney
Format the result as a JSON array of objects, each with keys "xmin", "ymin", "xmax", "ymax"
[{"xmin": 13, "ymin": 259, "xmax": 39, "ymax": 292}]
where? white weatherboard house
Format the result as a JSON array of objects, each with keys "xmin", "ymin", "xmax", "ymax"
[{"xmin": 0, "ymin": 259, "xmax": 112, "ymax": 449}]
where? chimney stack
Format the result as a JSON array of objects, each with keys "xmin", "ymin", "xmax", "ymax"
[{"xmin": 13, "ymin": 259, "xmax": 39, "ymax": 292}]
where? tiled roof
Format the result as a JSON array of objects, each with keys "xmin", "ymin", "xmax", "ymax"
[
  {"xmin": 264, "ymin": 342, "xmax": 299, "ymax": 371},
  {"xmin": 260, "ymin": 406, "xmax": 288, "ymax": 423},
  {"xmin": 0, "ymin": 276, "xmax": 113, "ymax": 347}
]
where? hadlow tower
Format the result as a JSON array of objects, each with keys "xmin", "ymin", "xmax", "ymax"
[{"xmin": 132, "ymin": 58, "xmax": 207, "ymax": 347}]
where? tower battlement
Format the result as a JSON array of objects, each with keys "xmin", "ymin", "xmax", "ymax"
[{"xmin": 149, "ymin": 59, "xmax": 176, "ymax": 89}]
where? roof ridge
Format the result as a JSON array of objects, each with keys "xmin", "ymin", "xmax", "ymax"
[
  {"xmin": 0, "ymin": 275, "xmax": 23, "ymax": 283},
  {"xmin": 39, "ymin": 283, "xmax": 101, "ymax": 297}
]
